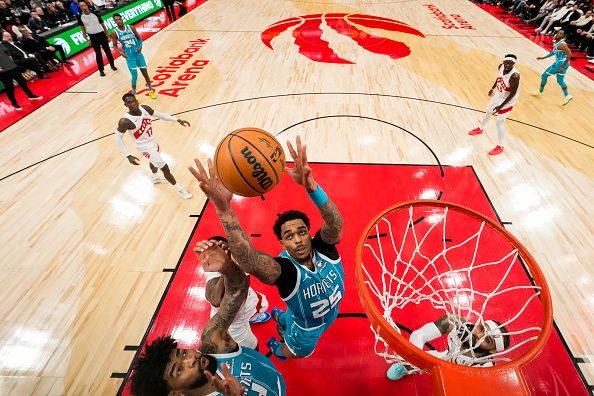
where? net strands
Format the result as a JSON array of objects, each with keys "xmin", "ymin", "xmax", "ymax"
[{"xmin": 361, "ymin": 204, "xmax": 544, "ymax": 374}]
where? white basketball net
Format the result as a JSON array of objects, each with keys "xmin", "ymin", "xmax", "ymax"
[{"xmin": 360, "ymin": 204, "xmax": 544, "ymax": 374}]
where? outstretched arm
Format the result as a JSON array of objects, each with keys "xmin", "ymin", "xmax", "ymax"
[
  {"xmin": 141, "ymin": 105, "xmax": 190, "ymax": 126},
  {"xmin": 115, "ymin": 118, "xmax": 140, "ymax": 165},
  {"xmin": 189, "ymin": 159, "xmax": 282, "ymax": 285},
  {"xmin": 285, "ymin": 136, "xmax": 344, "ymax": 244},
  {"xmin": 205, "ymin": 276, "xmax": 225, "ymax": 308},
  {"xmin": 408, "ymin": 315, "xmax": 453, "ymax": 350},
  {"xmin": 197, "ymin": 241, "xmax": 248, "ymax": 354}
]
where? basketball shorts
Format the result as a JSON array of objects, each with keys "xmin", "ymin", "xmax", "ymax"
[
  {"xmin": 486, "ymin": 96, "xmax": 514, "ymax": 120},
  {"xmin": 283, "ymin": 308, "xmax": 337, "ymax": 357},
  {"xmin": 545, "ymin": 61, "xmax": 569, "ymax": 76},
  {"xmin": 126, "ymin": 52, "xmax": 148, "ymax": 70},
  {"xmin": 210, "ymin": 287, "xmax": 265, "ymax": 349},
  {"xmin": 137, "ymin": 142, "xmax": 166, "ymax": 168}
]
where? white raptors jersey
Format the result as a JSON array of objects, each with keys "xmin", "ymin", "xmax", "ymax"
[
  {"xmin": 494, "ymin": 65, "xmax": 520, "ymax": 108},
  {"xmin": 443, "ymin": 327, "xmax": 494, "ymax": 367},
  {"xmin": 123, "ymin": 106, "xmax": 156, "ymax": 148}
]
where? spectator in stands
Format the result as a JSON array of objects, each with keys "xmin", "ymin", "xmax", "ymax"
[
  {"xmin": 18, "ymin": 26, "xmax": 73, "ymax": 65},
  {"xmin": 46, "ymin": 3, "xmax": 68, "ymax": 26},
  {"xmin": 54, "ymin": 1, "xmax": 73, "ymax": 20},
  {"xmin": 535, "ymin": 1, "xmax": 573, "ymax": 35},
  {"xmin": 526, "ymin": 1, "xmax": 560, "ymax": 24},
  {"xmin": 70, "ymin": 0, "xmax": 81, "ymax": 16},
  {"xmin": 576, "ymin": 21, "xmax": 594, "ymax": 57},
  {"xmin": 30, "ymin": 0, "xmax": 44, "ymax": 10},
  {"xmin": 27, "ymin": 11, "xmax": 51, "ymax": 34},
  {"xmin": 2, "ymin": 30, "xmax": 50, "ymax": 78},
  {"xmin": 163, "ymin": 0, "xmax": 176, "ymax": 22},
  {"xmin": 0, "ymin": 0, "xmax": 15, "ymax": 29},
  {"xmin": 9, "ymin": 16, "xmax": 31, "ymax": 39},
  {"xmin": 77, "ymin": 0, "xmax": 116, "ymax": 76},
  {"xmin": 0, "ymin": 43, "xmax": 42, "ymax": 110},
  {"xmin": 546, "ymin": 2, "xmax": 583, "ymax": 33},
  {"xmin": 566, "ymin": 9, "xmax": 593, "ymax": 41}
]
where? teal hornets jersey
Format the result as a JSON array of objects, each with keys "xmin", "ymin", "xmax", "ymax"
[
  {"xmin": 278, "ymin": 237, "xmax": 345, "ymax": 329},
  {"xmin": 212, "ymin": 346, "xmax": 286, "ymax": 396},
  {"xmin": 552, "ymin": 39, "xmax": 568, "ymax": 65},
  {"xmin": 115, "ymin": 25, "xmax": 140, "ymax": 56}
]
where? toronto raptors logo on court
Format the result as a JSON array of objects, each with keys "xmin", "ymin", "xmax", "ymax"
[{"xmin": 261, "ymin": 14, "xmax": 425, "ymax": 64}]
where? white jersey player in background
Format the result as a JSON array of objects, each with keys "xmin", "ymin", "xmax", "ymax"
[
  {"xmin": 386, "ymin": 314, "xmax": 510, "ymax": 381},
  {"xmin": 468, "ymin": 54, "xmax": 521, "ymax": 156},
  {"xmin": 115, "ymin": 93, "xmax": 192, "ymax": 199},
  {"xmin": 205, "ymin": 236, "xmax": 271, "ymax": 350}
]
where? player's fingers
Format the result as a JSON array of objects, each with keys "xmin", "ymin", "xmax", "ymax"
[
  {"xmin": 301, "ymin": 144, "xmax": 308, "ymax": 165},
  {"xmin": 286, "ymin": 141, "xmax": 298, "ymax": 161},
  {"xmin": 188, "ymin": 166, "xmax": 202, "ymax": 181},
  {"xmin": 193, "ymin": 158, "xmax": 208, "ymax": 179},
  {"xmin": 207, "ymin": 159, "xmax": 216, "ymax": 178}
]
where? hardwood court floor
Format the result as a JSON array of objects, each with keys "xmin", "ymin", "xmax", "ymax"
[{"xmin": 0, "ymin": 0, "xmax": 592, "ymax": 394}]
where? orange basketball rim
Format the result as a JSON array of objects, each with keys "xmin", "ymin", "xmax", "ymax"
[{"xmin": 355, "ymin": 200, "xmax": 553, "ymax": 396}]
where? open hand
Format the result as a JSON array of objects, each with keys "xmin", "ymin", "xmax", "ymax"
[
  {"xmin": 285, "ymin": 135, "xmax": 317, "ymax": 192},
  {"xmin": 193, "ymin": 240, "xmax": 230, "ymax": 272},
  {"xmin": 204, "ymin": 363, "xmax": 245, "ymax": 396},
  {"xmin": 177, "ymin": 119, "xmax": 190, "ymax": 127},
  {"xmin": 188, "ymin": 158, "xmax": 233, "ymax": 211}
]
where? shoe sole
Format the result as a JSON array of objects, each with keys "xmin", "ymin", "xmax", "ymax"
[
  {"xmin": 562, "ymin": 97, "xmax": 573, "ymax": 106},
  {"xmin": 250, "ymin": 312, "xmax": 271, "ymax": 324}
]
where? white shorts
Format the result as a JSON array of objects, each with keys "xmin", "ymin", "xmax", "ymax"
[
  {"xmin": 486, "ymin": 96, "xmax": 514, "ymax": 120},
  {"xmin": 209, "ymin": 286, "xmax": 268, "ymax": 349},
  {"xmin": 136, "ymin": 142, "xmax": 166, "ymax": 168}
]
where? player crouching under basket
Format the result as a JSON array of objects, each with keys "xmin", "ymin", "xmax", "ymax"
[{"xmin": 387, "ymin": 314, "xmax": 510, "ymax": 380}]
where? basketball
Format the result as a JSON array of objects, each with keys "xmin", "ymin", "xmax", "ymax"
[{"xmin": 214, "ymin": 128, "xmax": 286, "ymax": 197}]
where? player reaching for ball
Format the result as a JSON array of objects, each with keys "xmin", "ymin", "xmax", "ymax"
[
  {"xmin": 188, "ymin": 135, "xmax": 345, "ymax": 361},
  {"xmin": 115, "ymin": 93, "xmax": 192, "ymax": 199}
]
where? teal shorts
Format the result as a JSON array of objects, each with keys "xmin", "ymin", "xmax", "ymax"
[
  {"xmin": 126, "ymin": 52, "xmax": 147, "ymax": 70},
  {"xmin": 283, "ymin": 309, "xmax": 337, "ymax": 357}
]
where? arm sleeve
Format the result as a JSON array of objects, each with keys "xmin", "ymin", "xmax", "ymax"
[
  {"xmin": 273, "ymin": 257, "xmax": 298, "ymax": 299},
  {"xmin": 114, "ymin": 131, "xmax": 130, "ymax": 156},
  {"xmin": 312, "ymin": 230, "xmax": 339, "ymax": 260},
  {"xmin": 409, "ymin": 322, "xmax": 443, "ymax": 349},
  {"xmin": 152, "ymin": 110, "xmax": 178, "ymax": 122}
]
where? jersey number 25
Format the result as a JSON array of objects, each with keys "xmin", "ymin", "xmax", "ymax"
[{"xmin": 310, "ymin": 285, "xmax": 342, "ymax": 319}]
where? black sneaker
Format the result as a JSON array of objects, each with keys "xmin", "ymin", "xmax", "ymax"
[
  {"xmin": 111, "ymin": 66, "xmax": 118, "ymax": 71},
  {"xmin": 29, "ymin": 95, "xmax": 43, "ymax": 100},
  {"xmin": 99, "ymin": 70, "xmax": 106, "ymax": 76},
  {"xmin": 13, "ymin": 104, "xmax": 23, "ymax": 110}
]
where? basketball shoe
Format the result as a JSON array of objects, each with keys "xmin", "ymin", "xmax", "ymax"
[
  {"xmin": 488, "ymin": 145, "xmax": 504, "ymax": 155},
  {"xmin": 387, "ymin": 363, "xmax": 408, "ymax": 380},
  {"xmin": 468, "ymin": 127, "xmax": 483, "ymax": 136},
  {"xmin": 267, "ymin": 337, "xmax": 287, "ymax": 362},
  {"xmin": 561, "ymin": 95, "xmax": 573, "ymax": 106},
  {"xmin": 530, "ymin": 91, "xmax": 542, "ymax": 97},
  {"xmin": 271, "ymin": 307, "xmax": 286, "ymax": 338},
  {"xmin": 151, "ymin": 173, "xmax": 168, "ymax": 184},
  {"xmin": 175, "ymin": 185, "xmax": 192, "ymax": 199},
  {"xmin": 249, "ymin": 312, "xmax": 271, "ymax": 324},
  {"xmin": 149, "ymin": 90, "xmax": 157, "ymax": 99}
]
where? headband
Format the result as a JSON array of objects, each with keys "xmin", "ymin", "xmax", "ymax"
[
  {"xmin": 484, "ymin": 320, "xmax": 506, "ymax": 352},
  {"xmin": 503, "ymin": 56, "xmax": 516, "ymax": 62}
]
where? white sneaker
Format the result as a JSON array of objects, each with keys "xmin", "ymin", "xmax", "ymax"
[
  {"xmin": 561, "ymin": 95, "xmax": 573, "ymax": 106},
  {"xmin": 176, "ymin": 186, "xmax": 192, "ymax": 199},
  {"xmin": 151, "ymin": 174, "xmax": 168, "ymax": 184}
]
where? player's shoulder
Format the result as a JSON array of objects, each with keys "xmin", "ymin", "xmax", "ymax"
[{"xmin": 117, "ymin": 116, "xmax": 134, "ymax": 129}]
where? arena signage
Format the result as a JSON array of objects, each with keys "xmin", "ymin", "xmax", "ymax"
[{"xmin": 47, "ymin": 0, "xmax": 163, "ymax": 57}]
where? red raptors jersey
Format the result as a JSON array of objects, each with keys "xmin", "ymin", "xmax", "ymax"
[
  {"xmin": 494, "ymin": 65, "xmax": 520, "ymax": 107},
  {"xmin": 123, "ymin": 106, "xmax": 155, "ymax": 147}
]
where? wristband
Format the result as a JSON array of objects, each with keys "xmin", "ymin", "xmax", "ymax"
[{"xmin": 307, "ymin": 185, "xmax": 328, "ymax": 207}]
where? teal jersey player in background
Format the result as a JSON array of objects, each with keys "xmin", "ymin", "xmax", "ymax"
[
  {"xmin": 129, "ymin": 239, "xmax": 285, "ymax": 396},
  {"xmin": 111, "ymin": 13, "xmax": 157, "ymax": 99},
  {"xmin": 531, "ymin": 29, "xmax": 573, "ymax": 106},
  {"xmin": 189, "ymin": 135, "xmax": 345, "ymax": 362}
]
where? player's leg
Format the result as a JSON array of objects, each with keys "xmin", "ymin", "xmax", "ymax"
[
  {"xmin": 137, "ymin": 54, "xmax": 156, "ymax": 99},
  {"xmin": 531, "ymin": 66, "xmax": 554, "ymax": 96},
  {"xmin": 149, "ymin": 162, "xmax": 167, "ymax": 184},
  {"xmin": 469, "ymin": 98, "xmax": 496, "ymax": 135},
  {"xmin": 556, "ymin": 66, "xmax": 572, "ymax": 105},
  {"xmin": 145, "ymin": 144, "xmax": 192, "ymax": 199},
  {"xmin": 488, "ymin": 112, "xmax": 509, "ymax": 155}
]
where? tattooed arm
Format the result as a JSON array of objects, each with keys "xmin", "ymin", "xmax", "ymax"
[
  {"xmin": 217, "ymin": 208, "xmax": 282, "ymax": 285},
  {"xmin": 285, "ymin": 136, "xmax": 344, "ymax": 244},
  {"xmin": 434, "ymin": 314, "xmax": 455, "ymax": 335},
  {"xmin": 195, "ymin": 242, "xmax": 248, "ymax": 354}
]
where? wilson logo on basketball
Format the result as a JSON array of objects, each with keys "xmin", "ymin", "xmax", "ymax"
[
  {"xmin": 261, "ymin": 14, "xmax": 425, "ymax": 64},
  {"xmin": 240, "ymin": 146, "xmax": 273, "ymax": 190}
]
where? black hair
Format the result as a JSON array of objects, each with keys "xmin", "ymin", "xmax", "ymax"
[
  {"xmin": 122, "ymin": 92, "xmax": 136, "ymax": 101},
  {"xmin": 208, "ymin": 235, "xmax": 228, "ymax": 243},
  {"xmin": 129, "ymin": 336, "xmax": 177, "ymax": 396},
  {"xmin": 492, "ymin": 320, "xmax": 511, "ymax": 350},
  {"xmin": 273, "ymin": 210, "xmax": 310, "ymax": 239},
  {"xmin": 504, "ymin": 54, "xmax": 517, "ymax": 60},
  {"xmin": 113, "ymin": 13, "xmax": 122, "ymax": 18}
]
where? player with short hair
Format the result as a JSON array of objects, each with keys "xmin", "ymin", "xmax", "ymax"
[
  {"xmin": 188, "ymin": 136, "xmax": 345, "ymax": 361},
  {"xmin": 111, "ymin": 14, "xmax": 157, "ymax": 99},
  {"xmin": 205, "ymin": 235, "xmax": 271, "ymax": 350},
  {"xmin": 531, "ymin": 29, "xmax": 573, "ymax": 106},
  {"xmin": 468, "ymin": 54, "xmax": 520, "ymax": 156},
  {"xmin": 387, "ymin": 315, "xmax": 511, "ymax": 380},
  {"xmin": 130, "ymin": 240, "xmax": 286, "ymax": 396},
  {"xmin": 115, "ymin": 93, "xmax": 192, "ymax": 199}
]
